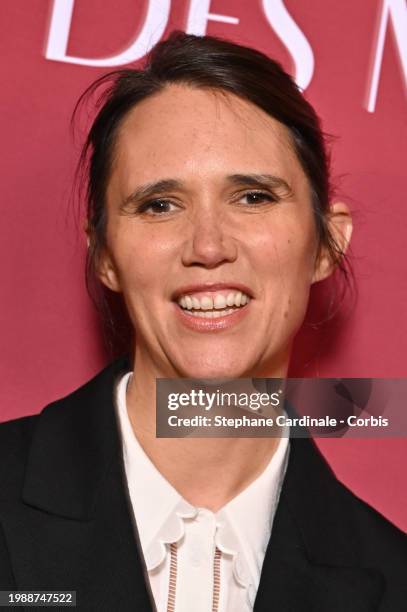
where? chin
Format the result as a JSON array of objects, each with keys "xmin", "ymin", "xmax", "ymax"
[{"xmin": 177, "ymin": 358, "xmax": 250, "ymax": 380}]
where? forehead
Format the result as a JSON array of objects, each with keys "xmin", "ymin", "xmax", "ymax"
[{"xmin": 109, "ymin": 84, "xmax": 303, "ymax": 195}]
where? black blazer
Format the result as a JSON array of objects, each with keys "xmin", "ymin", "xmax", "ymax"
[{"xmin": 0, "ymin": 357, "xmax": 406, "ymax": 611}]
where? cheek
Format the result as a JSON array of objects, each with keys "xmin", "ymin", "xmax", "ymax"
[
  {"xmin": 250, "ymin": 217, "xmax": 317, "ymax": 336},
  {"xmin": 108, "ymin": 223, "xmax": 176, "ymax": 296},
  {"xmin": 251, "ymin": 217, "xmax": 317, "ymax": 285}
]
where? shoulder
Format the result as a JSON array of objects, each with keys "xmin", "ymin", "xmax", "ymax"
[
  {"xmin": 286, "ymin": 438, "xmax": 407, "ymax": 576},
  {"xmin": 0, "ymin": 356, "xmax": 130, "ymax": 500},
  {"xmin": 332, "ymin": 474, "xmax": 407, "ymax": 608},
  {"xmin": 0, "ymin": 413, "xmax": 38, "ymax": 449},
  {"xmin": 334, "ymin": 472, "xmax": 407, "ymax": 564},
  {"xmin": 315, "ymin": 440, "xmax": 407, "ymax": 572},
  {"xmin": 0, "ymin": 414, "xmax": 39, "ymax": 496}
]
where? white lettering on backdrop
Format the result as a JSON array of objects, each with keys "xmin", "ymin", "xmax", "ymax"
[
  {"xmin": 186, "ymin": 0, "xmax": 239, "ymax": 33},
  {"xmin": 45, "ymin": 0, "xmax": 171, "ymax": 66},
  {"xmin": 45, "ymin": 0, "xmax": 406, "ymax": 111},
  {"xmin": 261, "ymin": 0, "xmax": 314, "ymax": 90},
  {"xmin": 45, "ymin": 0, "xmax": 311, "ymax": 89},
  {"xmin": 366, "ymin": 0, "xmax": 407, "ymax": 112}
]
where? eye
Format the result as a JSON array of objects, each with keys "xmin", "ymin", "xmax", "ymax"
[
  {"xmin": 137, "ymin": 198, "xmax": 179, "ymax": 216},
  {"xmin": 238, "ymin": 191, "xmax": 277, "ymax": 206}
]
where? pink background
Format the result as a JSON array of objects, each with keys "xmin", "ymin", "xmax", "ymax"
[{"xmin": 1, "ymin": 1, "xmax": 406, "ymax": 530}]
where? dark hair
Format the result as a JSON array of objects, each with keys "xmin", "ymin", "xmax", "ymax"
[{"xmin": 74, "ymin": 31, "xmax": 351, "ymax": 356}]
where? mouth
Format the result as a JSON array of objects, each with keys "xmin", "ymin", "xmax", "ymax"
[
  {"xmin": 172, "ymin": 283, "xmax": 253, "ymax": 330},
  {"xmin": 177, "ymin": 289, "xmax": 250, "ymax": 317}
]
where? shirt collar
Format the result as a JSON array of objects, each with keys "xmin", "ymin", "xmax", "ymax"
[{"xmin": 115, "ymin": 371, "xmax": 289, "ymax": 585}]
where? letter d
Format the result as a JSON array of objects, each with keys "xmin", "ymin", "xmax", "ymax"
[{"xmin": 45, "ymin": 0, "xmax": 170, "ymax": 66}]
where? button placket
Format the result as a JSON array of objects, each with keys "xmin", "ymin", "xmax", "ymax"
[
  {"xmin": 187, "ymin": 509, "xmax": 216, "ymax": 567},
  {"xmin": 176, "ymin": 508, "xmax": 218, "ymax": 612}
]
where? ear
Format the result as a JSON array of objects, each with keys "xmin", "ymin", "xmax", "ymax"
[
  {"xmin": 84, "ymin": 221, "xmax": 91, "ymax": 248},
  {"xmin": 312, "ymin": 201, "xmax": 353, "ymax": 283},
  {"xmin": 97, "ymin": 248, "xmax": 122, "ymax": 293},
  {"xmin": 85, "ymin": 224, "xmax": 122, "ymax": 293}
]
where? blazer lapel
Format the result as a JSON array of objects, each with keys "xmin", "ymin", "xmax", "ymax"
[
  {"xmin": 254, "ymin": 438, "xmax": 384, "ymax": 611},
  {"xmin": 2, "ymin": 357, "xmax": 155, "ymax": 611}
]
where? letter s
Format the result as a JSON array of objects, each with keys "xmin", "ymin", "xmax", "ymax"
[{"xmin": 261, "ymin": 0, "xmax": 314, "ymax": 90}]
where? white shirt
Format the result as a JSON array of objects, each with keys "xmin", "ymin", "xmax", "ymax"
[{"xmin": 115, "ymin": 372, "xmax": 289, "ymax": 612}]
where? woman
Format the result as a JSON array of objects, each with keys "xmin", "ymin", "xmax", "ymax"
[{"xmin": 0, "ymin": 33, "xmax": 405, "ymax": 611}]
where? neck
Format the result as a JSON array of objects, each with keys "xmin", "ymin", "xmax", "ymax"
[{"xmin": 125, "ymin": 347, "xmax": 288, "ymax": 512}]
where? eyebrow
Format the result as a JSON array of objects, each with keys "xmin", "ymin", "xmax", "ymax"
[
  {"xmin": 120, "ymin": 173, "xmax": 293, "ymax": 210},
  {"xmin": 120, "ymin": 179, "xmax": 181, "ymax": 210},
  {"xmin": 227, "ymin": 173, "xmax": 293, "ymax": 196}
]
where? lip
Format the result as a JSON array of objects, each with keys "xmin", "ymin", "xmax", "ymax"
[
  {"xmin": 172, "ymin": 282, "xmax": 254, "ymax": 301},
  {"xmin": 173, "ymin": 300, "xmax": 251, "ymax": 332}
]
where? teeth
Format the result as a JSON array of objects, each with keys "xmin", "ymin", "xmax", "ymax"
[
  {"xmin": 192, "ymin": 296, "xmax": 200, "ymax": 309},
  {"xmin": 183, "ymin": 307, "xmax": 238, "ymax": 318},
  {"xmin": 177, "ymin": 290, "xmax": 251, "ymax": 312},
  {"xmin": 214, "ymin": 294, "xmax": 227, "ymax": 309},
  {"xmin": 201, "ymin": 296, "xmax": 213, "ymax": 310},
  {"xmin": 234, "ymin": 291, "xmax": 242, "ymax": 307},
  {"xmin": 226, "ymin": 293, "xmax": 235, "ymax": 307}
]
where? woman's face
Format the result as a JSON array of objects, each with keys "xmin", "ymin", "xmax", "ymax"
[{"xmin": 99, "ymin": 85, "xmax": 325, "ymax": 378}]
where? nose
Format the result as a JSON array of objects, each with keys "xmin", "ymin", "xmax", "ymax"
[{"xmin": 181, "ymin": 207, "xmax": 238, "ymax": 269}]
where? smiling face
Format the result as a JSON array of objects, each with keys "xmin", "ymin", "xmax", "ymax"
[{"xmin": 98, "ymin": 84, "xmax": 323, "ymax": 378}]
